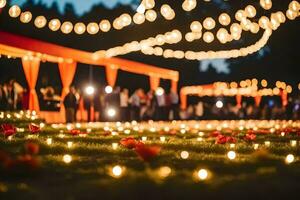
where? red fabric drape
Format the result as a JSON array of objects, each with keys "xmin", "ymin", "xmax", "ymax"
[
  {"xmin": 58, "ymin": 61, "xmax": 77, "ymax": 100},
  {"xmin": 149, "ymin": 76, "xmax": 160, "ymax": 91},
  {"xmin": 171, "ymin": 80, "xmax": 178, "ymax": 93},
  {"xmin": 236, "ymin": 95, "xmax": 242, "ymax": 108},
  {"xmin": 105, "ymin": 64, "xmax": 118, "ymax": 87},
  {"xmin": 254, "ymin": 95, "xmax": 262, "ymax": 107},
  {"xmin": 22, "ymin": 58, "xmax": 40, "ymax": 112}
]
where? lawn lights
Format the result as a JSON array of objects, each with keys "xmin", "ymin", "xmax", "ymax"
[
  {"xmin": 197, "ymin": 169, "xmax": 209, "ymax": 181},
  {"xmin": 112, "ymin": 143, "xmax": 119, "ymax": 150},
  {"xmin": 160, "ymin": 136, "xmax": 166, "ymax": 142},
  {"xmin": 180, "ymin": 151, "xmax": 189, "ymax": 159},
  {"xmin": 253, "ymin": 143, "xmax": 259, "ymax": 150},
  {"xmin": 230, "ymin": 143, "xmax": 236, "ymax": 149},
  {"xmin": 111, "ymin": 165, "xmax": 124, "ymax": 178},
  {"xmin": 142, "ymin": 136, "xmax": 147, "ymax": 142},
  {"xmin": 264, "ymin": 141, "xmax": 271, "ymax": 147},
  {"xmin": 46, "ymin": 138, "xmax": 52, "ymax": 145},
  {"xmin": 285, "ymin": 154, "xmax": 295, "ymax": 164},
  {"xmin": 227, "ymin": 151, "xmax": 236, "ymax": 160},
  {"xmin": 290, "ymin": 140, "xmax": 297, "ymax": 147},
  {"xmin": 63, "ymin": 154, "xmax": 72, "ymax": 164}
]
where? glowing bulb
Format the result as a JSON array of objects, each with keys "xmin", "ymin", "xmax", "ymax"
[
  {"xmin": 264, "ymin": 141, "xmax": 271, "ymax": 147},
  {"xmin": 67, "ymin": 141, "xmax": 73, "ymax": 148},
  {"xmin": 160, "ymin": 136, "xmax": 166, "ymax": 142},
  {"xmin": 203, "ymin": 32, "xmax": 214, "ymax": 43},
  {"xmin": 180, "ymin": 151, "xmax": 189, "ymax": 159},
  {"xmin": 105, "ymin": 86, "xmax": 113, "ymax": 94},
  {"xmin": 158, "ymin": 166, "xmax": 172, "ymax": 178},
  {"xmin": 253, "ymin": 143, "xmax": 259, "ymax": 150},
  {"xmin": 49, "ymin": 19, "xmax": 61, "ymax": 31},
  {"xmin": 9, "ymin": 5, "xmax": 21, "ymax": 18},
  {"xmin": 197, "ymin": 169, "xmax": 208, "ymax": 180},
  {"xmin": 46, "ymin": 138, "xmax": 52, "ymax": 145},
  {"xmin": 87, "ymin": 22, "xmax": 99, "ymax": 34},
  {"xmin": 112, "ymin": 143, "xmax": 119, "ymax": 150},
  {"xmin": 227, "ymin": 151, "xmax": 236, "ymax": 160},
  {"xmin": 216, "ymin": 100, "xmax": 224, "ymax": 108},
  {"xmin": 190, "ymin": 21, "xmax": 202, "ymax": 33},
  {"xmin": 107, "ymin": 108, "xmax": 116, "ymax": 118},
  {"xmin": 61, "ymin": 21, "xmax": 73, "ymax": 34},
  {"xmin": 142, "ymin": 136, "xmax": 147, "ymax": 141},
  {"xmin": 0, "ymin": 0, "xmax": 6, "ymax": 8},
  {"xmin": 285, "ymin": 154, "xmax": 295, "ymax": 164},
  {"xmin": 145, "ymin": 10, "xmax": 157, "ymax": 22},
  {"xmin": 20, "ymin": 11, "xmax": 32, "ymax": 23},
  {"xmin": 290, "ymin": 140, "xmax": 297, "ymax": 147},
  {"xmin": 99, "ymin": 20, "xmax": 111, "ymax": 32},
  {"xmin": 34, "ymin": 16, "xmax": 47, "ymax": 28},
  {"xmin": 203, "ymin": 17, "xmax": 215, "ymax": 30},
  {"xmin": 112, "ymin": 165, "xmax": 123, "ymax": 177},
  {"xmin": 85, "ymin": 86, "xmax": 95, "ymax": 95},
  {"xmin": 155, "ymin": 87, "xmax": 165, "ymax": 96},
  {"xmin": 63, "ymin": 154, "xmax": 72, "ymax": 164},
  {"xmin": 218, "ymin": 13, "xmax": 231, "ymax": 26}
]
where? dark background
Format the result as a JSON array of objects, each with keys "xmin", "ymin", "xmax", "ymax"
[{"xmin": 0, "ymin": 0, "xmax": 299, "ymax": 94}]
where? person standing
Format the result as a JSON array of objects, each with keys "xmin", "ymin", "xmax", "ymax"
[
  {"xmin": 129, "ymin": 90, "xmax": 141, "ymax": 121},
  {"xmin": 169, "ymin": 90, "xmax": 179, "ymax": 120},
  {"xmin": 63, "ymin": 87, "xmax": 78, "ymax": 123}
]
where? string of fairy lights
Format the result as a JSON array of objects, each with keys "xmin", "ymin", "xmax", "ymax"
[
  {"xmin": 0, "ymin": 0, "xmax": 300, "ymax": 61},
  {"xmin": 1, "ymin": 110, "xmax": 299, "ymax": 181}
]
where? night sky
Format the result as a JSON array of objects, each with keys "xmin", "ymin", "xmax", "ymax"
[{"xmin": 0, "ymin": 0, "xmax": 299, "ymax": 94}]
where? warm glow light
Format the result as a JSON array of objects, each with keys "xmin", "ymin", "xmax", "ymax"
[
  {"xmin": 227, "ymin": 151, "xmax": 236, "ymax": 160},
  {"xmin": 85, "ymin": 86, "xmax": 95, "ymax": 95},
  {"xmin": 285, "ymin": 154, "xmax": 295, "ymax": 164},
  {"xmin": 20, "ymin": 11, "xmax": 32, "ymax": 23},
  {"xmin": 74, "ymin": 22, "xmax": 86, "ymax": 34},
  {"xmin": 216, "ymin": 100, "xmax": 224, "ymax": 108},
  {"xmin": 61, "ymin": 21, "xmax": 73, "ymax": 34},
  {"xmin": 197, "ymin": 169, "xmax": 208, "ymax": 180},
  {"xmin": 87, "ymin": 22, "xmax": 99, "ymax": 34},
  {"xmin": 99, "ymin": 20, "xmax": 111, "ymax": 32},
  {"xmin": 180, "ymin": 151, "xmax": 189, "ymax": 159},
  {"xmin": 0, "ymin": 0, "xmax": 6, "ymax": 8},
  {"xmin": 34, "ymin": 16, "xmax": 47, "ymax": 28},
  {"xmin": 67, "ymin": 141, "xmax": 73, "ymax": 148},
  {"xmin": 9, "ymin": 5, "xmax": 21, "ymax": 18},
  {"xmin": 155, "ymin": 87, "xmax": 165, "ymax": 96},
  {"xmin": 203, "ymin": 17, "xmax": 216, "ymax": 30},
  {"xmin": 112, "ymin": 143, "xmax": 119, "ymax": 150},
  {"xmin": 105, "ymin": 86, "xmax": 113, "ymax": 94},
  {"xmin": 112, "ymin": 165, "xmax": 123, "ymax": 177},
  {"xmin": 145, "ymin": 10, "xmax": 157, "ymax": 22},
  {"xmin": 157, "ymin": 166, "xmax": 172, "ymax": 178},
  {"xmin": 46, "ymin": 138, "xmax": 52, "ymax": 145},
  {"xmin": 107, "ymin": 108, "xmax": 117, "ymax": 118},
  {"xmin": 49, "ymin": 19, "xmax": 61, "ymax": 31},
  {"xmin": 63, "ymin": 154, "xmax": 72, "ymax": 164},
  {"xmin": 218, "ymin": 13, "xmax": 231, "ymax": 26}
]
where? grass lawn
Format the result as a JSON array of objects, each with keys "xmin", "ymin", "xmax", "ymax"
[{"xmin": 0, "ymin": 112, "xmax": 300, "ymax": 199}]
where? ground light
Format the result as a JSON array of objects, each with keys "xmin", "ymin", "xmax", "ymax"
[{"xmin": 85, "ymin": 85, "xmax": 95, "ymax": 95}]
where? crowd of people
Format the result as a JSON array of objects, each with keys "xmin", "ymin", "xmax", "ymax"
[{"xmin": 1, "ymin": 79, "xmax": 300, "ymax": 122}]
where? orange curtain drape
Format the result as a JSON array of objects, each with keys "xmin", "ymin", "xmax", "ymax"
[
  {"xmin": 58, "ymin": 61, "xmax": 77, "ymax": 100},
  {"xmin": 236, "ymin": 95, "xmax": 242, "ymax": 108},
  {"xmin": 254, "ymin": 95, "xmax": 262, "ymax": 107},
  {"xmin": 171, "ymin": 80, "xmax": 178, "ymax": 93},
  {"xmin": 106, "ymin": 64, "xmax": 119, "ymax": 87},
  {"xmin": 180, "ymin": 92, "xmax": 187, "ymax": 110},
  {"xmin": 281, "ymin": 90, "xmax": 288, "ymax": 106},
  {"xmin": 149, "ymin": 76, "xmax": 160, "ymax": 91},
  {"xmin": 22, "ymin": 58, "xmax": 40, "ymax": 112}
]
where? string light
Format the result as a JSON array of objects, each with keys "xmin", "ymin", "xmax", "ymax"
[
  {"xmin": 67, "ymin": 141, "xmax": 73, "ymax": 148},
  {"xmin": 48, "ymin": 19, "xmax": 61, "ymax": 31},
  {"xmin": 111, "ymin": 165, "xmax": 124, "ymax": 178},
  {"xmin": 112, "ymin": 143, "xmax": 119, "ymax": 150},
  {"xmin": 20, "ymin": 11, "xmax": 32, "ymax": 23},
  {"xmin": 61, "ymin": 21, "xmax": 73, "ymax": 34},
  {"xmin": 46, "ymin": 138, "xmax": 52, "ymax": 145},
  {"xmin": 0, "ymin": 0, "xmax": 6, "ymax": 8},
  {"xmin": 180, "ymin": 151, "xmax": 189, "ymax": 159},
  {"xmin": 197, "ymin": 169, "xmax": 208, "ymax": 180},
  {"xmin": 9, "ymin": 5, "xmax": 21, "ymax": 18}
]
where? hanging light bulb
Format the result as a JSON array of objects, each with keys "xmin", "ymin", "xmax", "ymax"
[
  {"xmin": 20, "ymin": 11, "xmax": 32, "ymax": 23},
  {"xmin": 190, "ymin": 21, "xmax": 202, "ymax": 33},
  {"xmin": 120, "ymin": 13, "xmax": 132, "ymax": 26},
  {"xmin": 182, "ymin": 0, "xmax": 197, "ymax": 12},
  {"xmin": 61, "ymin": 21, "xmax": 73, "ymax": 34},
  {"xmin": 235, "ymin": 10, "xmax": 246, "ymax": 21},
  {"xmin": 34, "ymin": 16, "xmax": 47, "ymax": 28},
  {"xmin": 260, "ymin": 0, "xmax": 272, "ymax": 10},
  {"xmin": 258, "ymin": 16, "xmax": 270, "ymax": 29},
  {"xmin": 0, "ymin": 0, "xmax": 6, "ymax": 8},
  {"xmin": 9, "ymin": 5, "xmax": 21, "ymax": 18},
  {"xmin": 144, "ymin": 0, "xmax": 155, "ymax": 9},
  {"xmin": 217, "ymin": 28, "xmax": 229, "ymax": 43},
  {"xmin": 160, "ymin": 4, "xmax": 175, "ymax": 20},
  {"xmin": 113, "ymin": 18, "xmax": 123, "ymax": 30},
  {"xmin": 185, "ymin": 32, "xmax": 195, "ymax": 42},
  {"xmin": 133, "ymin": 13, "xmax": 146, "ymax": 24},
  {"xmin": 218, "ymin": 13, "xmax": 231, "ymax": 26},
  {"xmin": 87, "ymin": 22, "xmax": 99, "ymax": 34},
  {"xmin": 74, "ymin": 22, "xmax": 86, "ymax": 34},
  {"xmin": 245, "ymin": 5, "xmax": 257, "ymax": 18},
  {"xmin": 49, "ymin": 19, "xmax": 61, "ymax": 31},
  {"xmin": 203, "ymin": 32, "xmax": 214, "ymax": 43},
  {"xmin": 203, "ymin": 17, "xmax": 216, "ymax": 30},
  {"xmin": 99, "ymin": 19, "xmax": 111, "ymax": 32},
  {"xmin": 145, "ymin": 10, "xmax": 157, "ymax": 22}
]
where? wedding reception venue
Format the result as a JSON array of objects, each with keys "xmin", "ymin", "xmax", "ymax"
[{"xmin": 0, "ymin": 0, "xmax": 300, "ymax": 199}]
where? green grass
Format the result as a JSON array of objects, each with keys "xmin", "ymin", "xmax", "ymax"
[{"xmin": 0, "ymin": 116, "xmax": 300, "ymax": 199}]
